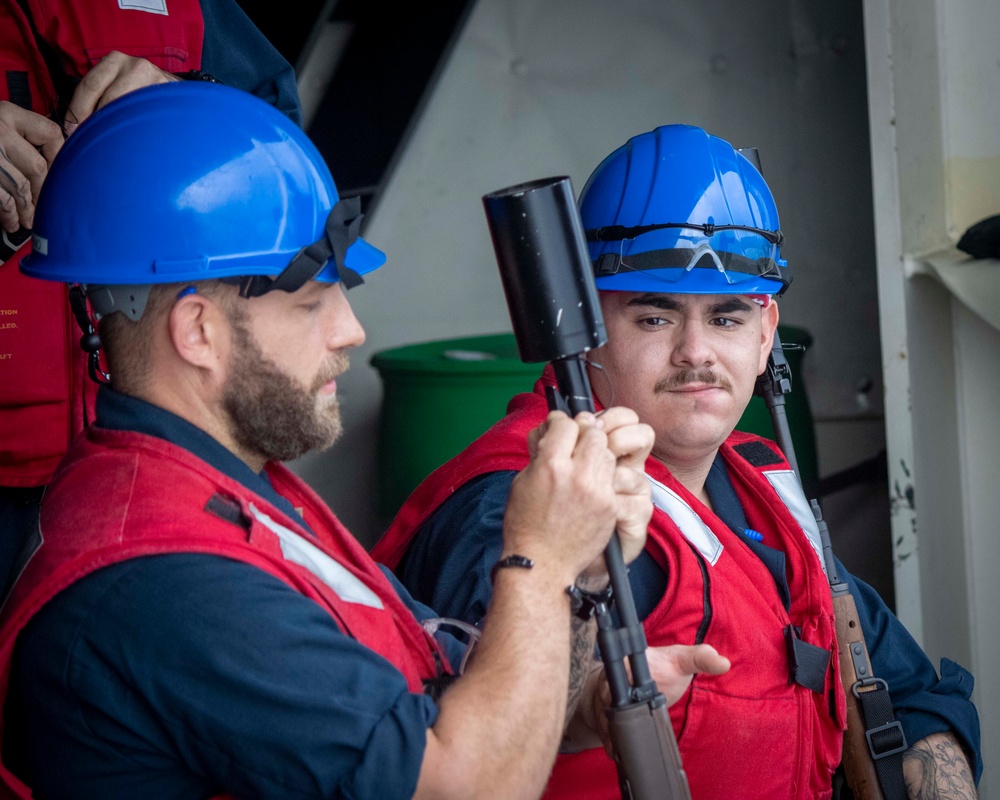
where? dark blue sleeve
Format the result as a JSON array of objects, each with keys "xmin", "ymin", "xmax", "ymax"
[
  {"xmin": 198, "ymin": 0, "xmax": 303, "ymax": 125},
  {"xmin": 840, "ymin": 558, "xmax": 983, "ymax": 781},
  {"xmin": 395, "ymin": 471, "xmax": 668, "ymax": 627},
  {"xmin": 378, "ymin": 563, "xmax": 467, "ymax": 672},
  {"xmin": 10, "ymin": 554, "xmax": 436, "ymax": 799},
  {"xmin": 396, "ymin": 472, "xmax": 514, "ymax": 627}
]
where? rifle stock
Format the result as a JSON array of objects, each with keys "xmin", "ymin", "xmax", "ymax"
[
  {"xmin": 607, "ymin": 698, "xmax": 689, "ymax": 800},
  {"xmin": 482, "ymin": 176, "xmax": 690, "ymax": 800},
  {"xmin": 833, "ymin": 590, "xmax": 886, "ymax": 800},
  {"xmin": 762, "ymin": 333, "xmax": 900, "ymax": 800},
  {"xmin": 745, "ymin": 145, "xmax": 904, "ymax": 799}
]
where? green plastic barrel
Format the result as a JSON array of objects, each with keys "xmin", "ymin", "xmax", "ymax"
[
  {"xmin": 372, "ymin": 325, "xmax": 818, "ymax": 518},
  {"xmin": 371, "ymin": 333, "xmax": 543, "ymax": 517}
]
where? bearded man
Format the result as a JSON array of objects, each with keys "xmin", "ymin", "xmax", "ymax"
[{"xmin": 0, "ymin": 83, "xmax": 660, "ymax": 800}]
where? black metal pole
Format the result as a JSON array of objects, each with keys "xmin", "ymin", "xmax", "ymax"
[{"xmin": 483, "ymin": 176, "xmax": 690, "ymax": 800}]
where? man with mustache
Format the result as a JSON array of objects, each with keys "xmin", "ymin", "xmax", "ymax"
[
  {"xmin": 0, "ymin": 83, "xmax": 659, "ymax": 799},
  {"xmin": 372, "ymin": 125, "xmax": 982, "ymax": 799}
]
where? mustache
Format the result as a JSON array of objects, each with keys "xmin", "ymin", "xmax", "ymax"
[
  {"xmin": 310, "ymin": 353, "xmax": 350, "ymax": 393},
  {"xmin": 654, "ymin": 368, "xmax": 733, "ymax": 394}
]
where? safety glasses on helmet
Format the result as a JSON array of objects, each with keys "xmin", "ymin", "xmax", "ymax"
[{"xmin": 587, "ymin": 221, "xmax": 783, "ymax": 287}]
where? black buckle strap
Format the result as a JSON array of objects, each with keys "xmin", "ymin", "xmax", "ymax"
[
  {"xmin": 277, "ymin": 196, "xmax": 365, "ymax": 291},
  {"xmin": 238, "ymin": 197, "xmax": 366, "ymax": 298},
  {"xmin": 853, "ymin": 677, "xmax": 908, "ymax": 800},
  {"xmin": 784, "ymin": 624, "xmax": 831, "ymax": 694},
  {"xmin": 866, "ymin": 720, "xmax": 908, "ymax": 760}
]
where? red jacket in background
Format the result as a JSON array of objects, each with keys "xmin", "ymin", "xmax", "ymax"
[{"xmin": 0, "ymin": 0, "xmax": 206, "ymax": 487}]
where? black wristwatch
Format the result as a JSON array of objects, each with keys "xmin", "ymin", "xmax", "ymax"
[{"xmin": 565, "ymin": 583, "xmax": 613, "ymax": 621}]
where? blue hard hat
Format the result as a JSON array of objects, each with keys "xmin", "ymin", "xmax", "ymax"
[
  {"xmin": 579, "ymin": 124, "xmax": 789, "ymax": 295},
  {"xmin": 22, "ymin": 81, "xmax": 385, "ymax": 300}
]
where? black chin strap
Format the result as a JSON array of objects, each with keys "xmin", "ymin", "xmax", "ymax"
[
  {"xmin": 237, "ymin": 197, "xmax": 366, "ymax": 298},
  {"xmin": 68, "ymin": 285, "xmax": 110, "ymax": 384},
  {"xmin": 65, "ymin": 198, "xmax": 368, "ymax": 383}
]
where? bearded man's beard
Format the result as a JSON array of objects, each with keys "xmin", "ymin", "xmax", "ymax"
[{"xmin": 222, "ymin": 313, "xmax": 347, "ymax": 463}]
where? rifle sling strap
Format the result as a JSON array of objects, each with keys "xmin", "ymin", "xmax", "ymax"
[{"xmin": 853, "ymin": 676, "xmax": 908, "ymax": 800}]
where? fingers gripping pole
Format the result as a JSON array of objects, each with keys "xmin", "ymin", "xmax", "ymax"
[{"xmin": 549, "ymin": 357, "xmax": 647, "ymax": 700}]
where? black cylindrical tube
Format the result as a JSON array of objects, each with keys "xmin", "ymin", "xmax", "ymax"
[{"xmin": 482, "ymin": 176, "xmax": 606, "ymax": 363}]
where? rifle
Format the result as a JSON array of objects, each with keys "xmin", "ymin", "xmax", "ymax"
[
  {"xmin": 482, "ymin": 176, "xmax": 691, "ymax": 800},
  {"xmin": 737, "ymin": 143, "xmax": 907, "ymax": 800},
  {"xmin": 756, "ymin": 337, "xmax": 907, "ymax": 800}
]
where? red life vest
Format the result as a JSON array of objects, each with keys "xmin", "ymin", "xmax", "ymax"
[
  {"xmin": 0, "ymin": 426, "xmax": 449, "ymax": 798},
  {"xmin": 0, "ymin": 0, "xmax": 206, "ymax": 487},
  {"xmin": 373, "ymin": 366, "xmax": 847, "ymax": 800}
]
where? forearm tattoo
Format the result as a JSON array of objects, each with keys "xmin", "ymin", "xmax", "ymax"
[
  {"xmin": 565, "ymin": 615, "xmax": 597, "ymax": 728},
  {"xmin": 903, "ymin": 733, "xmax": 977, "ymax": 799}
]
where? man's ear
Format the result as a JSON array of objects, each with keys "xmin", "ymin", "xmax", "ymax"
[
  {"xmin": 758, "ymin": 300, "xmax": 780, "ymax": 374},
  {"xmin": 167, "ymin": 292, "xmax": 231, "ymax": 380}
]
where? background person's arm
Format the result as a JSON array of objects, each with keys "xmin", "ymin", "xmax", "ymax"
[
  {"xmin": 63, "ymin": 51, "xmax": 180, "ymax": 135},
  {"xmin": 0, "ymin": 102, "xmax": 63, "ymax": 231}
]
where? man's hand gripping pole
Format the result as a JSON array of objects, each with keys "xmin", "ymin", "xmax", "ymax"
[{"xmin": 482, "ymin": 176, "xmax": 691, "ymax": 800}]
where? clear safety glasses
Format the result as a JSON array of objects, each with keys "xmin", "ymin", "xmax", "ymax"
[
  {"xmin": 421, "ymin": 617, "xmax": 482, "ymax": 676},
  {"xmin": 587, "ymin": 221, "xmax": 784, "ymax": 286}
]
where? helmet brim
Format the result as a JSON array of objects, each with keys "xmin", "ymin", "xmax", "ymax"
[{"xmin": 317, "ymin": 235, "xmax": 387, "ymax": 282}]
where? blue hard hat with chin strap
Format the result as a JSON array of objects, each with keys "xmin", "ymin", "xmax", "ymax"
[
  {"xmin": 21, "ymin": 80, "xmax": 386, "ymax": 320},
  {"xmin": 579, "ymin": 124, "xmax": 790, "ymax": 296}
]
